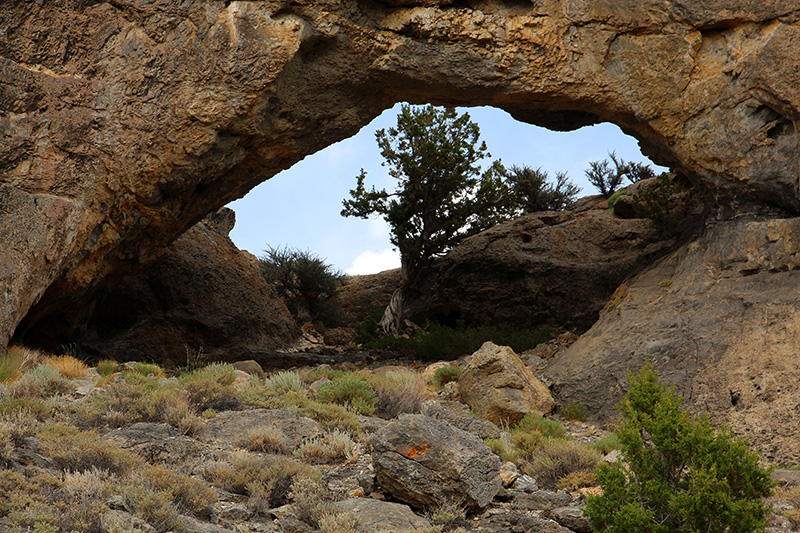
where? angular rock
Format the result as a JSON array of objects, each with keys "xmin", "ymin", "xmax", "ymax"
[
  {"xmin": 232, "ymin": 360, "xmax": 266, "ymax": 380},
  {"xmin": 420, "ymin": 399, "xmax": 501, "ymax": 440},
  {"xmin": 414, "ymin": 209, "xmax": 680, "ymax": 331},
  {"xmin": 544, "ymin": 217, "xmax": 800, "ymax": 464},
  {"xmin": 71, "ymin": 211, "xmax": 297, "ymax": 365},
  {"xmin": 498, "ymin": 461, "xmax": 520, "ymax": 487},
  {"xmin": 511, "ymin": 490, "xmax": 573, "ymax": 511},
  {"xmin": 371, "ymin": 414, "xmax": 502, "ymax": 511},
  {"xmin": 473, "ymin": 509, "xmax": 573, "ymax": 533},
  {"xmin": 458, "ymin": 342, "xmax": 555, "ymax": 426},
  {"xmin": 551, "ymin": 506, "xmax": 592, "ymax": 533},
  {"xmin": 103, "ymin": 422, "xmax": 208, "ymax": 466},
  {"xmin": 337, "ymin": 498, "xmax": 432, "ymax": 532},
  {"xmin": 196, "ymin": 409, "xmax": 323, "ymax": 449}
]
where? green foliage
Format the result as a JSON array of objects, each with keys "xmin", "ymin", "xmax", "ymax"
[
  {"xmin": 606, "ymin": 187, "xmax": 628, "ymax": 213},
  {"xmin": 259, "ymin": 246, "xmax": 344, "ymax": 326},
  {"xmin": 37, "ymin": 423, "xmax": 142, "ymax": 475},
  {"xmin": 586, "ymin": 151, "xmax": 655, "ymax": 198},
  {"xmin": 180, "ymin": 363, "xmax": 240, "ymax": 412},
  {"xmin": 131, "ymin": 361, "xmax": 165, "ymax": 378},
  {"xmin": 502, "ymin": 165, "xmax": 580, "ymax": 213},
  {"xmin": 316, "ymin": 378, "xmax": 377, "ymax": 416},
  {"xmin": 265, "ymin": 371, "xmax": 304, "ymax": 393},
  {"xmin": 432, "ymin": 366, "xmax": 462, "ymax": 390},
  {"xmin": 629, "ymin": 173, "xmax": 678, "ymax": 239},
  {"xmin": 364, "ymin": 321, "xmax": 551, "ymax": 361},
  {"xmin": 515, "ymin": 412, "xmax": 568, "ymax": 440},
  {"xmin": 591, "ymin": 433, "xmax": 623, "ymax": 456},
  {"xmin": 342, "ymin": 105, "xmax": 507, "ymax": 277},
  {"xmin": 561, "ymin": 402, "xmax": 588, "ymax": 422},
  {"xmin": 95, "ymin": 359, "xmax": 119, "ymax": 377},
  {"xmin": 585, "ymin": 364, "xmax": 774, "ymax": 533},
  {"xmin": 0, "ymin": 349, "xmax": 24, "ymax": 383}
]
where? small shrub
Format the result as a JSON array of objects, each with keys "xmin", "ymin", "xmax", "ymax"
[
  {"xmin": 121, "ymin": 482, "xmax": 185, "ymax": 533},
  {"xmin": 180, "ymin": 363, "xmax": 240, "ymax": 412},
  {"xmin": 205, "ymin": 452, "xmax": 317, "ymax": 509},
  {"xmin": 428, "ymin": 498, "xmax": 469, "ymax": 530},
  {"xmin": 316, "ymin": 377, "xmax": 377, "ymax": 416},
  {"xmin": 585, "ymin": 364, "xmax": 774, "ymax": 532},
  {"xmin": 96, "ymin": 359, "xmax": 119, "ymax": 377},
  {"xmin": 368, "ymin": 368, "xmax": 430, "ymax": 419},
  {"xmin": 259, "ymin": 246, "xmax": 345, "ymax": 326},
  {"xmin": 281, "ymin": 391, "xmax": 362, "ymax": 436},
  {"xmin": 265, "ymin": 371, "xmax": 304, "ymax": 393},
  {"xmin": 561, "ymin": 402, "xmax": 587, "ymax": 422},
  {"xmin": 37, "ymin": 423, "xmax": 142, "ymax": 475},
  {"xmin": 295, "ymin": 429, "xmax": 360, "ymax": 463},
  {"xmin": 242, "ymin": 425, "xmax": 288, "ymax": 454},
  {"xmin": 1, "ymin": 345, "xmax": 45, "ymax": 383},
  {"xmin": 503, "ymin": 165, "xmax": 580, "ymax": 212},
  {"xmin": 630, "ymin": 173, "xmax": 678, "ymax": 239},
  {"xmin": 432, "ymin": 366, "xmax": 462, "ymax": 390},
  {"xmin": 0, "ymin": 397, "xmax": 54, "ymax": 421},
  {"xmin": 131, "ymin": 361, "xmax": 165, "ymax": 378},
  {"xmin": 290, "ymin": 476, "xmax": 342, "ymax": 529},
  {"xmin": 586, "ymin": 151, "xmax": 654, "ymax": 198},
  {"xmin": 141, "ymin": 464, "xmax": 217, "ymax": 517},
  {"xmin": 556, "ymin": 469, "xmax": 597, "ymax": 491},
  {"xmin": 2, "ymin": 363, "xmax": 73, "ymax": 398},
  {"xmin": 45, "ymin": 354, "xmax": 89, "ymax": 379},
  {"xmin": 514, "ymin": 412, "xmax": 568, "ymax": 440},
  {"xmin": 522, "ymin": 438, "xmax": 602, "ymax": 489},
  {"xmin": 591, "ymin": 433, "xmax": 622, "ymax": 456}
]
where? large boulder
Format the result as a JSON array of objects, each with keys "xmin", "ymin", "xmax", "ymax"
[
  {"xmin": 414, "ymin": 208, "xmax": 680, "ymax": 331},
  {"xmin": 336, "ymin": 499, "xmax": 432, "ymax": 532},
  {"xmin": 458, "ymin": 342, "xmax": 555, "ymax": 426},
  {"xmin": 371, "ymin": 414, "xmax": 502, "ymax": 511},
  {"xmin": 544, "ymin": 217, "xmax": 800, "ymax": 464},
  {"xmin": 62, "ymin": 209, "xmax": 298, "ymax": 365},
  {"xmin": 4, "ymin": 1, "xmax": 800, "ymax": 349}
]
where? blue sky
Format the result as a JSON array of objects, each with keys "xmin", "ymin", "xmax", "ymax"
[{"xmin": 228, "ymin": 103, "xmax": 666, "ymax": 275}]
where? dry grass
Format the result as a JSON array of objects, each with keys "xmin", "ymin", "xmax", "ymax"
[
  {"xmin": 141, "ymin": 465, "xmax": 218, "ymax": 517},
  {"xmin": 295, "ymin": 429, "xmax": 361, "ymax": 464},
  {"xmin": 521, "ymin": 438, "xmax": 602, "ymax": 489},
  {"xmin": 368, "ymin": 368, "xmax": 432, "ymax": 419},
  {"xmin": 555, "ymin": 469, "xmax": 598, "ymax": 491},
  {"xmin": 45, "ymin": 354, "xmax": 89, "ymax": 379},
  {"xmin": 1, "ymin": 363, "xmax": 73, "ymax": 399},
  {"xmin": 37, "ymin": 423, "xmax": 143, "ymax": 475},
  {"xmin": 1, "ymin": 345, "xmax": 46, "ymax": 383},
  {"xmin": 180, "ymin": 363, "xmax": 240, "ymax": 412},
  {"xmin": 242, "ymin": 425, "xmax": 289, "ymax": 454}
]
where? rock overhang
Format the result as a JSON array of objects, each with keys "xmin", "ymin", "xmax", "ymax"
[{"xmin": 1, "ymin": 0, "xmax": 799, "ymax": 346}]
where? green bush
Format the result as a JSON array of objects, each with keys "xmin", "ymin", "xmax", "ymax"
[
  {"xmin": 514, "ymin": 412, "xmax": 568, "ymax": 440},
  {"xmin": 96, "ymin": 359, "xmax": 119, "ymax": 377},
  {"xmin": 432, "ymin": 366, "xmax": 462, "ymax": 390},
  {"xmin": 316, "ymin": 378, "xmax": 377, "ymax": 416},
  {"xmin": 561, "ymin": 402, "xmax": 587, "ymax": 422},
  {"xmin": 585, "ymin": 364, "xmax": 774, "ymax": 532},
  {"xmin": 364, "ymin": 322, "xmax": 551, "ymax": 361},
  {"xmin": 259, "ymin": 246, "xmax": 344, "ymax": 326},
  {"xmin": 630, "ymin": 173, "xmax": 678, "ymax": 239}
]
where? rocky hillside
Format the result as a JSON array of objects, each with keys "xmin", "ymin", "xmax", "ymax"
[{"xmin": 2, "ymin": 343, "xmax": 799, "ymax": 532}]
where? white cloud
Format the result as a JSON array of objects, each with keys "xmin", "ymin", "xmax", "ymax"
[{"xmin": 346, "ymin": 249, "xmax": 401, "ymax": 275}]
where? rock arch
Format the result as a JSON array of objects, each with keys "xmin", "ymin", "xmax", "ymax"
[{"xmin": 1, "ymin": 0, "xmax": 799, "ymax": 346}]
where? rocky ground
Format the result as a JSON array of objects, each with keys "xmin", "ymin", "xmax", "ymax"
[{"xmin": 1, "ymin": 338, "xmax": 798, "ymax": 533}]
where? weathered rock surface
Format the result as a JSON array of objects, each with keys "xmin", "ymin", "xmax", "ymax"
[
  {"xmin": 19, "ymin": 209, "xmax": 298, "ymax": 364},
  {"xmin": 458, "ymin": 342, "xmax": 555, "ymax": 426},
  {"xmin": 420, "ymin": 399, "xmax": 501, "ymax": 440},
  {"xmin": 4, "ymin": 0, "xmax": 800, "ymax": 349},
  {"xmin": 371, "ymin": 413, "xmax": 502, "ymax": 511},
  {"xmin": 416, "ymin": 209, "xmax": 681, "ymax": 331},
  {"xmin": 196, "ymin": 409, "xmax": 323, "ymax": 449},
  {"xmin": 334, "ymin": 269, "xmax": 403, "ymax": 325},
  {"xmin": 544, "ymin": 217, "xmax": 800, "ymax": 464},
  {"xmin": 336, "ymin": 498, "xmax": 432, "ymax": 532}
]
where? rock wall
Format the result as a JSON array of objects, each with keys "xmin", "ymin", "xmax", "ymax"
[
  {"xmin": 2, "ymin": 0, "xmax": 799, "ymax": 346},
  {"xmin": 543, "ymin": 217, "xmax": 800, "ymax": 464}
]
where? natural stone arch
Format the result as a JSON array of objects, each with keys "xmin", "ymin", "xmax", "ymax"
[{"xmin": 1, "ymin": 0, "xmax": 799, "ymax": 346}]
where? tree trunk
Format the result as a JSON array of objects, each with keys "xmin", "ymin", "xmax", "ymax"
[{"xmin": 379, "ymin": 256, "xmax": 419, "ymax": 335}]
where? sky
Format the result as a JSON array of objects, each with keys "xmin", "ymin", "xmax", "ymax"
[{"xmin": 227, "ymin": 103, "xmax": 666, "ymax": 275}]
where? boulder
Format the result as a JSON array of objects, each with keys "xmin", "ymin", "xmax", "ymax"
[
  {"xmin": 337, "ymin": 498, "xmax": 432, "ymax": 532},
  {"xmin": 420, "ymin": 399, "xmax": 501, "ymax": 440},
  {"xmin": 5, "ymin": 0, "xmax": 800, "ymax": 352},
  {"xmin": 57, "ymin": 210, "xmax": 298, "ymax": 366},
  {"xmin": 371, "ymin": 414, "xmax": 502, "ymax": 511},
  {"xmin": 544, "ymin": 217, "xmax": 800, "ymax": 464},
  {"xmin": 414, "ymin": 209, "xmax": 682, "ymax": 331},
  {"xmin": 551, "ymin": 507, "xmax": 592, "ymax": 533},
  {"xmin": 196, "ymin": 409, "xmax": 323, "ymax": 450},
  {"xmin": 458, "ymin": 342, "xmax": 555, "ymax": 426},
  {"xmin": 103, "ymin": 422, "xmax": 208, "ymax": 467}
]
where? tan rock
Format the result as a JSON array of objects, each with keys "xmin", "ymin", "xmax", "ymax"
[{"xmin": 458, "ymin": 342, "xmax": 555, "ymax": 426}]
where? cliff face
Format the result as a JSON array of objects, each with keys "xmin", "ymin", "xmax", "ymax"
[{"xmin": 2, "ymin": 0, "xmax": 799, "ymax": 346}]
